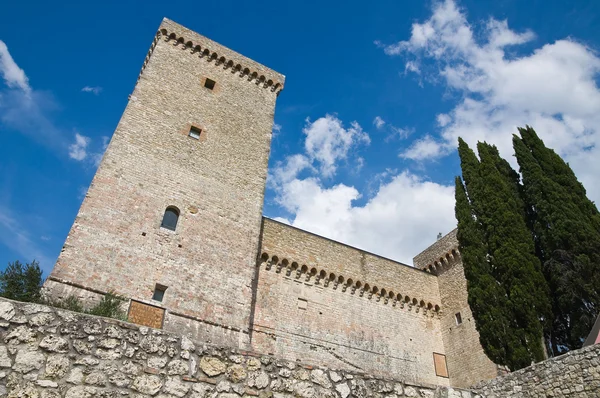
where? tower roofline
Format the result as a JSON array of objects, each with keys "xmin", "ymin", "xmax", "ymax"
[{"xmin": 159, "ymin": 18, "xmax": 285, "ymax": 93}]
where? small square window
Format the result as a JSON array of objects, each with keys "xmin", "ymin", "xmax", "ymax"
[
  {"xmin": 152, "ymin": 284, "xmax": 167, "ymax": 302},
  {"xmin": 455, "ymin": 312, "xmax": 462, "ymax": 325},
  {"xmin": 204, "ymin": 78, "xmax": 216, "ymax": 90},
  {"xmin": 188, "ymin": 126, "xmax": 201, "ymax": 140},
  {"xmin": 297, "ymin": 298, "xmax": 308, "ymax": 310}
]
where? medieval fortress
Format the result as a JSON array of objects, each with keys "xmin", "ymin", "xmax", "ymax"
[{"xmin": 43, "ymin": 18, "xmax": 499, "ymax": 389}]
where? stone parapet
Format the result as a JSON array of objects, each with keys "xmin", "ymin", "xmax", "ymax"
[
  {"xmin": 0, "ymin": 297, "xmax": 478, "ymax": 398},
  {"xmin": 475, "ymin": 343, "xmax": 600, "ymax": 397}
]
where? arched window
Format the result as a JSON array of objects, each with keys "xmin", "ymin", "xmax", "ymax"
[{"xmin": 161, "ymin": 206, "xmax": 180, "ymax": 231}]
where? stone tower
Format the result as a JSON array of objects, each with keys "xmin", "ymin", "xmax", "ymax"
[{"xmin": 44, "ymin": 18, "xmax": 285, "ymax": 348}]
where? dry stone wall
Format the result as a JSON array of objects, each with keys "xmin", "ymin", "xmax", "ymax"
[
  {"xmin": 0, "ymin": 298, "xmax": 478, "ymax": 398},
  {"xmin": 475, "ymin": 344, "xmax": 600, "ymax": 397}
]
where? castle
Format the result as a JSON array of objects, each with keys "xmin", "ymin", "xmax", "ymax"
[{"xmin": 43, "ymin": 18, "xmax": 499, "ymax": 389}]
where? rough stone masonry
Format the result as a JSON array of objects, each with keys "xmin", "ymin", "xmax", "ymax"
[
  {"xmin": 0, "ymin": 298, "xmax": 479, "ymax": 398},
  {"xmin": 2, "ymin": 297, "xmax": 600, "ymax": 397}
]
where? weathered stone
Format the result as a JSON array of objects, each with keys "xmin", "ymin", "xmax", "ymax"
[
  {"xmin": 247, "ymin": 370, "xmax": 270, "ymax": 389},
  {"xmin": 121, "ymin": 360, "xmax": 142, "ymax": 375},
  {"xmin": 72, "ymin": 339, "xmax": 93, "ymax": 354},
  {"xmin": 66, "ymin": 368, "xmax": 84, "ymax": 384},
  {"xmin": 181, "ymin": 335, "xmax": 195, "ymax": 351},
  {"xmin": 22, "ymin": 304, "xmax": 52, "ymax": 315},
  {"xmin": 82, "ymin": 320, "xmax": 102, "ymax": 334},
  {"xmin": 0, "ymin": 301, "xmax": 15, "ymax": 321},
  {"xmin": 329, "ymin": 371, "xmax": 342, "ymax": 383},
  {"xmin": 148, "ymin": 356, "xmax": 169, "ymax": 369},
  {"xmin": 336, "ymin": 382, "xmax": 350, "ymax": 398},
  {"xmin": 85, "ymin": 370, "xmax": 107, "ymax": 386},
  {"xmin": 199, "ymin": 356, "xmax": 226, "ymax": 377},
  {"xmin": 227, "ymin": 364, "xmax": 247, "ymax": 382},
  {"xmin": 310, "ymin": 369, "xmax": 331, "ymax": 388},
  {"xmin": 190, "ymin": 382, "xmax": 214, "ymax": 397},
  {"xmin": 28, "ymin": 313, "xmax": 55, "ymax": 327},
  {"xmin": 247, "ymin": 358, "xmax": 262, "ymax": 371},
  {"xmin": 97, "ymin": 338, "xmax": 120, "ymax": 349},
  {"xmin": 110, "ymin": 371, "xmax": 131, "ymax": 388},
  {"xmin": 65, "ymin": 386, "xmax": 98, "ymax": 398},
  {"xmin": 404, "ymin": 386, "xmax": 418, "ymax": 397},
  {"xmin": 74, "ymin": 356, "xmax": 99, "ymax": 366},
  {"xmin": 13, "ymin": 349, "xmax": 45, "ymax": 373},
  {"xmin": 39, "ymin": 335, "xmax": 68, "ymax": 353},
  {"xmin": 0, "ymin": 346, "xmax": 12, "ymax": 368},
  {"xmin": 36, "ymin": 379, "xmax": 58, "ymax": 388},
  {"xmin": 167, "ymin": 359, "xmax": 188, "ymax": 375},
  {"xmin": 162, "ymin": 377, "xmax": 191, "ymax": 397},
  {"xmin": 132, "ymin": 374, "xmax": 163, "ymax": 395},
  {"xmin": 44, "ymin": 354, "xmax": 70, "ymax": 379},
  {"xmin": 5, "ymin": 326, "xmax": 37, "ymax": 344},
  {"xmin": 7, "ymin": 382, "xmax": 40, "ymax": 398}
]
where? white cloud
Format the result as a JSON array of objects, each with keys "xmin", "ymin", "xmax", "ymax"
[
  {"xmin": 270, "ymin": 114, "xmax": 455, "ymax": 264},
  {"xmin": 81, "ymin": 86, "xmax": 102, "ymax": 95},
  {"xmin": 0, "ymin": 40, "xmax": 30, "ymax": 94},
  {"xmin": 373, "ymin": 116, "xmax": 386, "ymax": 129},
  {"xmin": 303, "ymin": 115, "xmax": 370, "ymax": 177},
  {"xmin": 0, "ymin": 205, "xmax": 53, "ymax": 272},
  {"xmin": 0, "ymin": 41, "xmax": 108, "ymax": 166},
  {"xmin": 380, "ymin": 0, "xmax": 600, "ymax": 201},
  {"xmin": 68, "ymin": 133, "xmax": 91, "ymax": 161},
  {"xmin": 400, "ymin": 134, "xmax": 445, "ymax": 160}
]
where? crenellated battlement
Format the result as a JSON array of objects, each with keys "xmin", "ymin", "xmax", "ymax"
[
  {"xmin": 151, "ymin": 18, "xmax": 285, "ymax": 94},
  {"xmin": 257, "ymin": 252, "xmax": 442, "ymax": 317}
]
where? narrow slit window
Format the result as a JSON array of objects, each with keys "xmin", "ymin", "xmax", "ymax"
[
  {"xmin": 188, "ymin": 126, "xmax": 201, "ymax": 140},
  {"xmin": 152, "ymin": 284, "xmax": 167, "ymax": 302},
  {"xmin": 204, "ymin": 78, "xmax": 216, "ymax": 90},
  {"xmin": 161, "ymin": 206, "xmax": 180, "ymax": 231},
  {"xmin": 455, "ymin": 312, "xmax": 462, "ymax": 325}
]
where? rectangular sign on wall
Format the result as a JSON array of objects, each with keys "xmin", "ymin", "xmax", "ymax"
[
  {"xmin": 128, "ymin": 300, "xmax": 165, "ymax": 329},
  {"xmin": 433, "ymin": 352, "xmax": 449, "ymax": 378}
]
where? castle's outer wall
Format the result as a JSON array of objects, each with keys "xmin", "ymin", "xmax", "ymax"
[
  {"xmin": 44, "ymin": 18, "xmax": 283, "ymax": 348},
  {"xmin": 414, "ymin": 230, "xmax": 499, "ymax": 387},
  {"xmin": 252, "ymin": 218, "xmax": 449, "ymax": 386}
]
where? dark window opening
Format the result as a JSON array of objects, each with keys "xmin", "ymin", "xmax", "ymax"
[
  {"xmin": 152, "ymin": 284, "xmax": 167, "ymax": 302},
  {"xmin": 455, "ymin": 312, "xmax": 462, "ymax": 325},
  {"xmin": 188, "ymin": 126, "xmax": 201, "ymax": 140},
  {"xmin": 204, "ymin": 78, "xmax": 216, "ymax": 90},
  {"xmin": 161, "ymin": 207, "xmax": 180, "ymax": 231}
]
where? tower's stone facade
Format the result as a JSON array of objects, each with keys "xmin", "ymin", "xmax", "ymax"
[
  {"xmin": 44, "ymin": 18, "xmax": 284, "ymax": 348},
  {"xmin": 45, "ymin": 18, "xmax": 498, "ymax": 389}
]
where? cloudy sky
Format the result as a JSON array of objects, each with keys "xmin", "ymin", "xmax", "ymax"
[{"xmin": 1, "ymin": 0, "xmax": 599, "ymax": 272}]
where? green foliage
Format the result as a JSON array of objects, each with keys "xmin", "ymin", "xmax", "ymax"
[
  {"xmin": 0, "ymin": 260, "xmax": 43, "ymax": 303},
  {"xmin": 514, "ymin": 126, "xmax": 600, "ymax": 353},
  {"xmin": 46, "ymin": 292, "xmax": 126, "ymax": 321},
  {"xmin": 86, "ymin": 292, "xmax": 127, "ymax": 321},
  {"xmin": 456, "ymin": 138, "xmax": 551, "ymax": 370},
  {"xmin": 47, "ymin": 295, "xmax": 85, "ymax": 313}
]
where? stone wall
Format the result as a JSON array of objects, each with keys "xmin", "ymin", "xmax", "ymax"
[
  {"xmin": 0, "ymin": 298, "xmax": 478, "ymax": 398},
  {"xmin": 413, "ymin": 230, "xmax": 499, "ymax": 388},
  {"xmin": 255, "ymin": 219, "xmax": 448, "ymax": 386},
  {"xmin": 44, "ymin": 18, "xmax": 284, "ymax": 348},
  {"xmin": 476, "ymin": 344, "xmax": 600, "ymax": 397}
]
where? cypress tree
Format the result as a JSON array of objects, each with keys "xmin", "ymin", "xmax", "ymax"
[
  {"xmin": 513, "ymin": 127, "xmax": 600, "ymax": 352},
  {"xmin": 456, "ymin": 138, "xmax": 551, "ymax": 369},
  {"xmin": 455, "ymin": 175, "xmax": 512, "ymax": 365}
]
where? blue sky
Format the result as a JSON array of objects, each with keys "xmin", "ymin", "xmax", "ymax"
[{"xmin": 1, "ymin": 0, "xmax": 600, "ymax": 273}]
